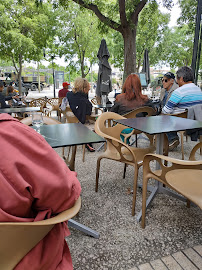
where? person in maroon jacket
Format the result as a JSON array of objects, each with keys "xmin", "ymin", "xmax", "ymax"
[
  {"xmin": 0, "ymin": 113, "xmax": 81, "ymax": 270},
  {"xmin": 58, "ymin": 82, "xmax": 70, "ymax": 98}
]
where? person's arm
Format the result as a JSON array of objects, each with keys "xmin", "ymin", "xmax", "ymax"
[
  {"xmin": 5, "ymin": 96, "xmax": 13, "ymax": 101},
  {"xmin": 110, "ymin": 102, "xmax": 120, "ymax": 113},
  {"xmin": 162, "ymin": 91, "xmax": 182, "ymax": 114}
]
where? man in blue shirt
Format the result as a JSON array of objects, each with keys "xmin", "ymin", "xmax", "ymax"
[{"xmin": 162, "ymin": 66, "xmax": 202, "ymax": 150}]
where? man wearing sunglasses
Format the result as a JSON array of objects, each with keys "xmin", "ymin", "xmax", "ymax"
[
  {"xmin": 160, "ymin": 72, "xmax": 179, "ymax": 150},
  {"xmin": 160, "ymin": 72, "xmax": 178, "ymax": 107}
]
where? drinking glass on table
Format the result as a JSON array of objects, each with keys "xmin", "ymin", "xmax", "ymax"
[{"xmin": 32, "ymin": 112, "xmax": 43, "ymax": 132}]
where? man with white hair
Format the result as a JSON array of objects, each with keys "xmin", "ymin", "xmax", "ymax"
[{"xmin": 162, "ymin": 66, "xmax": 202, "ymax": 150}]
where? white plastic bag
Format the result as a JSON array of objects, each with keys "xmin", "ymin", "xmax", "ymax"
[{"xmin": 60, "ymin": 97, "xmax": 69, "ymax": 111}]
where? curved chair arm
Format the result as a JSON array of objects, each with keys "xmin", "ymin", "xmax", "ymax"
[
  {"xmin": 143, "ymin": 153, "xmax": 202, "ymax": 185},
  {"xmin": 122, "ymin": 129, "xmax": 135, "ymax": 144},
  {"xmin": 0, "ymin": 197, "xmax": 81, "ymax": 227},
  {"xmin": 20, "ymin": 116, "xmax": 61, "ymax": 126},
  {"xmin": 189, "ymin": 142, "xmax": 202, "ymax": 161},
  {"xmin": 123, "ymin": 106, "xmax": 156, "ymax": 118},
  {"xmin": 0, "ymin": 197, "xmax": 81, "ymax": 270}
]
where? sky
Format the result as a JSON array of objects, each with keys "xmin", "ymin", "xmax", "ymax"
[{"xmin": 160, "ymin": 0, "xmax": 181, "ymax": 27}]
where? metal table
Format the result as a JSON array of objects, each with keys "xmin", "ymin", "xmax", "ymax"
[
  {"xmin": 33, "ymin": 122, "xmax": 105, "ymax": 238},
  {"xmin": 0, "ymin": 106, "xmax": 40, "ymax": 114},
  {"xmin": 115, "ymin": 115, "xmax": 202, "ymax": 221}
]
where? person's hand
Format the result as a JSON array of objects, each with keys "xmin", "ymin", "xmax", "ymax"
[{"xmin": 12, "ymin": 95, "xmax": 19, "ymax": 100}]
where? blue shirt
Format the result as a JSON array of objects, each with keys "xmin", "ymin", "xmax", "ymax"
[{"xmin": 162, "ymin": 83, "xmax": 202, "ymax": 114}]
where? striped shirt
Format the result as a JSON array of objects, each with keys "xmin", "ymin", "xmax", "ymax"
[{"xmin": 162, "ymin": 83, "xmax": 202, "ymax": 114}]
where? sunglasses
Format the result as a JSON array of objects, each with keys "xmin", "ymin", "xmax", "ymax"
[{"xmin": 162, "ymin": 79, "xmax": 169, "ymax": 83}]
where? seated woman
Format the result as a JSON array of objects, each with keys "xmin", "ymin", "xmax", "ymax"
[
  {"xmin": 110, "ymin": 73, "xmax": 155, "ymax": 115},
  {"xmin": 110, "ymin": 74, "xmax": 156, "ymax": 144},
  {"xmin": 66, "ymin": 77, "xmax": 95, "ymax": 152}
]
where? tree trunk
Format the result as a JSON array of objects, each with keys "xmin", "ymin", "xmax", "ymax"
[
  {"xmin": 80, "ymin": 52, "xmax": 85, "ymax": 78},
  {"xmin": 18, "ymin": 54, "xmax": 23, "ymax": 96},
  {"xmin": 137, "ymin": 57, "xmax": 142, "ymax": 72},
  {"xmin": 122, "ymin": 26, "xmax": 137, "ymax": 81},
  {"xmin": 81, "ymin": 61, "xmax": 85, "ymax": 78}
]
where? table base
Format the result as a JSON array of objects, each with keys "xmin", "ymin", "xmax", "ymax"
[
  {"xmin": 68, "ymin": 219, "xmax": 100, "ymax": 238},
  {"xmin": 136, "ymin": 183, "xmax": 187, "ymax": 222}
]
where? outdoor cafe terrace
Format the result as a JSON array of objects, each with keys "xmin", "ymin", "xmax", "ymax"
[
  {"xmin": 56, "ymin": 125, "xmax": 202, "ymax": 270},
  {"xmin": 2, "ymin": 87, "xmax": 201, "ymax": 270}
]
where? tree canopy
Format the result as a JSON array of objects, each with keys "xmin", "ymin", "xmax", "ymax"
[
  {"xmin": 0, "ymin": 0, "xmax": 57, "ymax": 93},
  {"xmin": 58, "ymin": 3, "xmax": 102, "ymax": 77}
]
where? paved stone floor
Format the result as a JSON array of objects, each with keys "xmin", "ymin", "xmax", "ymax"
[
  {"xmin": 26, "ymin": 89, "xmax": 202, "ymax": 269},
  {"xmin": 54, "ymin": 136, "xmax": 202, "ymax": 270}
]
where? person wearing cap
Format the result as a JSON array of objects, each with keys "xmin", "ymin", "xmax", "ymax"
[
  {"xmin": 159, "ymin": 72, "xmax": 179, "ymax": 150},
  {"xmin": 58, "ymin": 82, "xmax": 70, "ymax": 98},
  {"xmin": 160, "ymin": 72, "xmax": 178, "ymax": 107},
  {"xmin": 162, "ymin": 66, "xmax": 202, "ymax": 150}
]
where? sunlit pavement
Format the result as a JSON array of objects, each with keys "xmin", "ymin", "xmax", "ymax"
[{"xmin": 26, "ymin": 85, "xmax": 118, "ymax": 103}]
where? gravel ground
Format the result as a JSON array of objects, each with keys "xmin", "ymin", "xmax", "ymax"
[{"xmin": 54, "ymin": 134, "xmax": 202, "ymax": 270}]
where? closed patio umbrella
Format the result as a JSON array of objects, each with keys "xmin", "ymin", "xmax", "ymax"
[
  {"xmin": 96, "ymin": 39, "xmax": 112, "ymax": 99},
  {"xmin": 142, "ymin": 49, "xmax": 150, "ymax": 85}
]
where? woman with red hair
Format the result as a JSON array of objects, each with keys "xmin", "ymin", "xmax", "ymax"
[{"xmin": 110, "ymin": 74, "xmax": 154, "ymax": 115}]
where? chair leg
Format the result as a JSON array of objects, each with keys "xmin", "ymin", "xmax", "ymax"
[
  {"xmin": 131, "ymin": 165, "xmax": 139, "ymax": 216},
  {"xmin": 141, "ymin": 177, "xmax": 149, "ymax": 229},
  {"xmin": 96, "ymin": 157, "xmax": 102, "ymax": 192},
  {"xmin": 62, "ymin": 147, "xmax": 65, "ymax": 159},
  {"xmin": 62, "ymin": 146, "xmax": 71, "ymax": 160},
  {"xmin": 82, "ymin": 145, "xmax": 85, "ymax": 162},
  {"xmin": 63, "ymin": 146, "xmax": 77, "ymax": 171},
  {"xmin": 200, "ymin": 135, "xmax": 202, "ymax": 155},
  {"xmin": 123, "ymin": 164, "xmax": 127, "ymax": 178},
  {"xmin": 180, "ymin": 131, "xmax": 184, "ymax": 160},
  {"xmin": 187, "ymin": 199, "xmax": 191, "ymax": 208},
  {"xmin": 104, "ymin": 142, "xmax": 107, "ymax": 151}
]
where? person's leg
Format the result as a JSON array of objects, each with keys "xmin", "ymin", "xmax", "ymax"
[
  {"xmin": 166, "ymin": 131, "xmax": 178, "ymax": 142},
  {"xmin": 85, "ymin": 143, "xmax": 95, "ymax": 152},
  {"xmin": 166, "ymin": 131, "xmax": 179, "ymax": 150}
]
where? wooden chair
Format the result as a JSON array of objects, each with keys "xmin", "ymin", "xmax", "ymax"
[
  {"xmin": 20, "ymin": 116, "xmax": 75, "ymax": 171},
  {"xmin": 20, "ymin": 115, "xmax": 61, "ymax": 126},
  {"xmin": 91, "ymin": 97, "xmax": 103, "ymax": 115},
  {"xmin": 121, "ymin": 106, "xmax": 156, "ymax": 177},
  {"xmin": 0, "ymin": 196, "xmax": 81, "ymax": 270},
  {"xmin": 141, "ymin": 142, "xmax": 202, "ymax": 228},
  {"xmin": 123, "ymin": 106, "xmax": 156, "ymax": 119},
  {"xmin": 46, "ymin": 98, "xmax": 61, "ymax": 120},
  {"xmin": 29, "ymin": 97, "xmax": 47, "ymax": 115},
  {"xmin": 63, "ymin": 106, "xmax": 97, "ymax": 163},
  {"xmin": 122, "ymin": 106, "xmax": 156, "ymax": 145},
  {"xmin": 61, "ymin": 107, "xmax": 86, "ymax": 164},
  {"xmin": 95, "ymin": 112, "xmax": 156, "ymax": 216},
  {"xmin": 64, "ymin": 106, "xmax": 80, "ymax": 124},
  {"xmin": 91, "ymin": 96, "xmax": 101, "ymax": 105}
]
